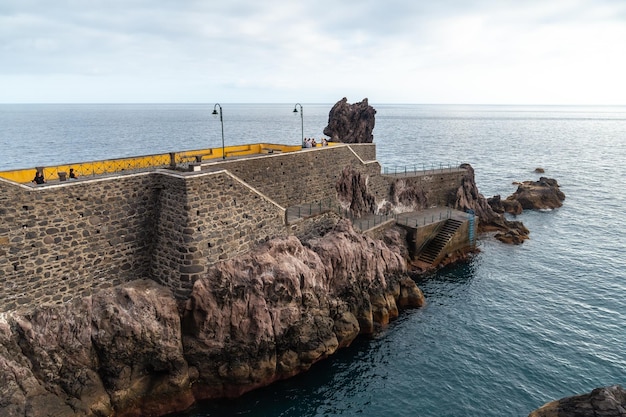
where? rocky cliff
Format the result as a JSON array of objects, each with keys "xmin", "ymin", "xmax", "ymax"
[{"xmin": 0, "ymin": 215, "xmax": 424, "ymax": 417}]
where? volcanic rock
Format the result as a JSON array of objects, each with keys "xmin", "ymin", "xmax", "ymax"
[
  {"xmin": 452, "ymin": 163, "xmax": 529, "ymax": 244},
  {"xmin": 182, "ymin": 217, "xmax": 424, "ymax": 400},
  {"xmin": 528, "ymin": 385, "xmax": 626, "ymax": 417},
  {"xmin": 0, "ymin": 216, "xmax": 425, "ymax": 416},
  {"xmin": 323, "ymin": 97, "xmax": 376, "ymax": 143},
  {"xmin": 488, "ymin": 194, "xmax": 523, "ymax": 215},
  {"xmin": 506, "ymin": 177, "xmax": 565, "ymax": 210},
  {"xmin": 336, "ymin": 166, "xmax": 377, "ymax": 217}
]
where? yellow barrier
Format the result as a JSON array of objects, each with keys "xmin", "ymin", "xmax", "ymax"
[{"xmin": 0, "ymin": 143, "xmax": 305, "ymax": 184}]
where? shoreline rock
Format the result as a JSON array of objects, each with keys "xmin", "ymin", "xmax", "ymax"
[
  {"xmin": 452, "ymin": 163, "xmax": 530, "ymax": 244},
  {"xmin": 0, "ymin": 216, "xmax": 424, "ymax": 417},
  {"xmin": 506, "ymin": 177, "xmax": 565, "ymax": 211},
  {"xmin": 528, "ymin": 385, "xmax": 626, "ymax": 417}
]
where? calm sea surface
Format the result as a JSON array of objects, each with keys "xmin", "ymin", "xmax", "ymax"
[{"xmin": 2, "ymin": 104, "xmax": 625, "ymax": 416}]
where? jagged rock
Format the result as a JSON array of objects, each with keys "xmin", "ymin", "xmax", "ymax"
[
  {"xmin": 336, "ymin": 166, "xmax": 377, "ymax": 217},
  {"xmin": 452, "ymin": 164, "xmax": 529, "ymax": 244},
  {"xmin": 506, "ymin": 177, "xmax": 565, "ymax": 210},
  {"xmin": 0, "ymin": 280, "xmax": 195, "ymax": 417},
  {"xmin": 528, "ymin": 385, "xmax": 626, "ymax": 417},
  {"xmin": 182, "ymin": 217, "xmax": 424, "ymax": 401},
  {"xmin": 488, "ymin": 194, "xmax": 523, "ymax": 215},
  {"xmin": 0, "ymin": 219, "xmax": 425, "ymax": 416},
  {"xmin": 323, "ymin": 97, "xmax": 376, "ymax": 143},
  {"xmin": 385, "ymin": 178, "xmax": 428, "ymax": 214}
]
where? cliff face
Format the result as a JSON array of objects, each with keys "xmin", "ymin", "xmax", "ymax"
[{"xmin": 0, "ymin": 216, "xmax": 424, "ymax": 417}]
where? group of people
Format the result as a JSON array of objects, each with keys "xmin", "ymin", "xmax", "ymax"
[
  {"xmin": 303, "ymin": 137, "xmax": 329, "ymax": 148},
  {"xmin": 32, "ymin": 168, "xmax": 78, "ymax": 184}
]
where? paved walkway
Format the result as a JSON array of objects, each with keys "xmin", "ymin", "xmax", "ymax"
[{"xmin": 286, "ymin": 202, "xmax": 469, "ymax": 232}]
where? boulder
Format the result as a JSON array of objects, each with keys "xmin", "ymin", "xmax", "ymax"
[
  {"xmin": 528, "ymin": 385, "xmax": 626, "ymax": 417},
  {"xmin": 506, "ymin": 177, "xmax": 565, "ymax": 210},
  {"xmin": 323, "ymin": 97, "xmax": 376, "ymax": 143}
]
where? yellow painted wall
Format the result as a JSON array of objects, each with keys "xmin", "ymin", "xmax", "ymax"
[{"xmin": 0, "ymin": 143, "xmax": 304, "ymax": 184}]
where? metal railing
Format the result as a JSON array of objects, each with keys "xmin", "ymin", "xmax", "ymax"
[
  {"xmin": 382, "ymin": 162, "xmax": 463, "ymax": 176},
  {"xmin": 287, "ymin": 198, "xmax": 453, "ymax": 232}
]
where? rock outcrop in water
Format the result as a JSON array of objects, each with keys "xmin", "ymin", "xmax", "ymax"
[
  {"xmin": 506, "ymin": 177, "xmax": 565, "ymax": 211},
  {"xmin": 0, "ymin": 215, "xmax": 424, "ymax": 417},
  {"xmin": 452, "ymin": 163, "xmax": 530, "ymax": 244},
  {"xmin": 488, "ymin": 177, "xmax": 565, "ymax": 215},
  {"xmin": 528, "ymin": 385, "xmax": 626, "ymax": 417},
  {"xmin": 323, "ymin": 97, "xmax": 376, "ymax": 143}
]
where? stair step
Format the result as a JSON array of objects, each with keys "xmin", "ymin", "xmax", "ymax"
[{"xmin": 416, "ymin": 218, "xmax": 464, "ymax": 266}]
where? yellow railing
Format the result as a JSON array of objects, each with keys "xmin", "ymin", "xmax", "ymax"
[{"xmin": 0, "ymin": 143, "xmax": 305, "ymax": 184}]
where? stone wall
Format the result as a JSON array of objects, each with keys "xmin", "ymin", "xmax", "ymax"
[
  {"xmin": 150, "ymin": 171, "xmax": 288, "ymax": 298},
  {"xmin": 0, "ymin": 144, "xmax": 467, "ymax": 312},
  {"xmin": 204, "ymin": 144, "xmax": 381, "ymax": 207},
  {"xmin": 0, "ymin": 175, "xmax": 157, "ymax": 311}
]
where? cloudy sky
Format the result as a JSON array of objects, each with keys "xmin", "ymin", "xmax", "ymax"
[{"xmin": 1, "ymin": 0, "xmax": 625, "ymax": 104}]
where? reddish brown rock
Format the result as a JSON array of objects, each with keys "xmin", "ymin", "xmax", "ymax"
[
  {"xmin": 452, "ymin": 164, "xmax": 530, "ymax": 244},
  {"xmin": 323, "ymin": 97, "xmax": 376, "ymax": 143},
  {"xmin": 336, "ymin": 166, "xmax": 377, "ymax": 217},
  {"xmin": 182, "ymin": 217, "xmax": 424, "ymax": 401},
  {"xmin": 0, "ymin": 280, "xmax": 194, "ymax": 417},
  {"xmin": 488, "ymin": 194, "xmax": 523, "ymax": 215},
  {"xmin": 528, "ymin": 385, "xmax": 626, "ymax": 417},
  {"xmin": 506, "ymin": 177, "xmax": 565, "ymax": 210}
]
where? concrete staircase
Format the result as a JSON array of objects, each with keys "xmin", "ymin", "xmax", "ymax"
[{"xmin": 415, "ymin": 218, "xmax": 464, "ymax": 266}]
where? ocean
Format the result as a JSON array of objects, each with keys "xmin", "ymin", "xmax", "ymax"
[{"xmin": 1, "ymin": 103, "xmax": 625, "ymax": 416}]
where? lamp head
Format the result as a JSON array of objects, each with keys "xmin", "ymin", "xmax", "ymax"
[
  {"xmin": 293, "ymin": 107, "xmax": 298, "ymax": 113},
  {"xmin": 212, "ymin": 109, "xmax": 218, "ymax": 115}
]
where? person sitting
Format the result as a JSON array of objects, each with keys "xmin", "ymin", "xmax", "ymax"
[
  {"xmin": 311, "ymin": 138, "xmax": 317, "ymax": 147},
  {"xmin": 322, "ymin": 138, "xmax": 328, "ymax": 146},
  {"xmin": 69, "ymin": 168, "xmax": 78, "ymax": 179},
  {"xmin": 32, "ymin": 171, "xmax": 45, "ymax": 184}
]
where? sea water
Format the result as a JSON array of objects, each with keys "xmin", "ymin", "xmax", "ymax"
[{"xmin": 1, "ymin": 103, "xmax": 625, "ymax": 416}]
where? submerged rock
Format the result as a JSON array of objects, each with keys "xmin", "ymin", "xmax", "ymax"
[
  {"xmin": 528, "ymin": 385, "xmax": 626, "ymax": 417},
  {"xmin": 323, "ymin": 97, "xmax": 376, "ymax": 143}
]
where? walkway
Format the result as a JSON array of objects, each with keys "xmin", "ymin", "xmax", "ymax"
[{"xmin": 286, "ymin": 201, "xmax": 468, "ymax": 233}]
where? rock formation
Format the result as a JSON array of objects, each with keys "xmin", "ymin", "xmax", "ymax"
[
  {"xmin": 506, "ymin": 177, "xmax": 565, "ymax": 210},
  {"xmin": 0, "ymin": 215, "xmax": 424, "ymax": 417},
  {"xmin": 452, "ymin": 163, "xmax": 529, "ymax": 244},
  {"xmin": 528, "ymin": 385, "xmax": 626, "ymax": 417},
  {"xmin": 335, "ymin": 166, "xmax": 377, "ymax": 217},
  {"xmin": 323, "ymin": 97, "xmax": 376, "ymax": 143},
  {"xmin": 488, "ymin": 194, "xmax": 523, "ymax": 215}
]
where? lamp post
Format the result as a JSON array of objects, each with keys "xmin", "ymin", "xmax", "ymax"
[
  {"xmin": 293, "ymin": 103, "xmax": 303, "ymax": 148},
  {"xmin": 212, "ymin": 103, "xmax": 225, "ymax": 159}
]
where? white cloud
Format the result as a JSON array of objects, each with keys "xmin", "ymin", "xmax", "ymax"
[{"xmin": 1, "ymin": 0, "xmax": 625, "ymax": 103}]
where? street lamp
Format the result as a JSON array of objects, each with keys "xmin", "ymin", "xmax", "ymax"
[
  {"xmin": 293, "ymin": 103, "xmax": 303, "ymax": 148},
  {"xmin": 212, "ymin": 103, "xmax": 225, "ymax": 159}
]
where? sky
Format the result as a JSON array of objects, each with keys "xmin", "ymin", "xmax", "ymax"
[{"xmin": 1, "ymin": 0, "xmax": 626, "ymax": 105}]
